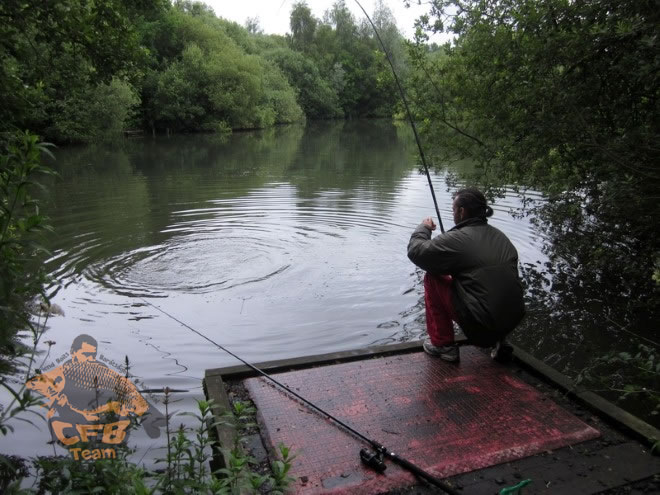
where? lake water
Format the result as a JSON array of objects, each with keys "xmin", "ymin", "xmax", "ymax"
[{"xmin": 2, "ymin": 120, "xmax": 549, "ymax": 464}]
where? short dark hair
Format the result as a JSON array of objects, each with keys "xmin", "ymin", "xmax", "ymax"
[
  {"xmin": 454, "ymin": 187, "xmax": 494, "ymax": 219},
  {"xmin": 70, "ymin": 334, "xmax": 98, "ymax": 354}
]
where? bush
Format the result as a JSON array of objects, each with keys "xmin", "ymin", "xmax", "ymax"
[
  {"xmin": 50, "ymin": 78, "xmax": 140, "ymax": 143},
  {"xmin": 0, "ymin": 132, "xmax": 54, "ymax": 379}
]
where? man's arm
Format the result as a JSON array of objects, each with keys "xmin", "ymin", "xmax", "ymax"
[{"xmin": 407, "ymin": 223, "xmax": 464, "ymax": 275}]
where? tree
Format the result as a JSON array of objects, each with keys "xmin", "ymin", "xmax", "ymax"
[
  {"xmin": 0, "ymin": 0, "xmax": 166, "ymax": 141},
  {"xmin": 324, "ymin": 1, "xmax": 358, "ymax": 47},
  {"xmin": 0, "ymin": 0, "xmax": 403, "ymax": 138},
  {"xmin": 265, "ymin": 48, "xmax": 342, "ymax": 118},
  {"xmin": 289, "ymin": 1, "xmax": 318, "ymax": 53},
  {"xmin": 143, "ymin": 7, "xmax": 303, "ymax": 132},
  {"xmin": 299, "ymin": 0, "xmax": 407, "ymax": 118},
  {"xmin": 50, "ymin": 79, "xmax": 140, "ymax": 143},
  {"xmin": 410, "ymin": 0, "xmax": 660, "ymax": 373},
  {"xmin": 245, "ymin": 16, "xmax": 263, "ymax": 35}
]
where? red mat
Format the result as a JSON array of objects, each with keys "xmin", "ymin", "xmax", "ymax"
[{"xmin": 244, "ymin": 348, "xmax": 600, "ymax": 494}]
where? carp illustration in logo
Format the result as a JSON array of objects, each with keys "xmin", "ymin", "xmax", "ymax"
[{"xmin": 27, "ymin": 334, "xmax": 166, "ymax": 460}]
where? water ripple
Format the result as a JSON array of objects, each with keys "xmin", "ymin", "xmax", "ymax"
[
  {"xmin": 46, "ymin": 177, "xmax": 545, "ymax": 300},
  {"xmin": 65, "ymin": 183, "xmax": 421, "ymax": 296}
]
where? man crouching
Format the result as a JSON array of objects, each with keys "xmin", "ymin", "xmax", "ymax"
[{"xmin": 407, "ymin": 188, "xmax": 525, "ymax": 363}]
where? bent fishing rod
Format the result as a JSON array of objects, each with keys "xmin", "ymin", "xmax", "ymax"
[
  {"xmin": 140, "ymin": 298, "xmax": 460, "ymax": 495},
  {"xmin": 353, "ymin": 0, "xmax": 445, "ymax": 233}
]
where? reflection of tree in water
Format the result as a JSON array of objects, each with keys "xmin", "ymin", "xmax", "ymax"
[
  {"xmin": 287, "ymin": 119, "xmax": 417, "ymax": 197},
  {"xmin": 514, "ymin": 195, "xmax": 659, "ymax": 427}
]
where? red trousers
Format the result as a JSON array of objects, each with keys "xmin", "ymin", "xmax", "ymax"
[{"xmin": 424, "ymin": 273, "xmax": 458, "ymax": 347}]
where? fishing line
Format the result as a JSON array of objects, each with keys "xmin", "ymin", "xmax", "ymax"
[
  {"xmin": 602, "ymin": 314, "xmax": 660, "ymax": 348},
  {"xmin": 353, "ymin": 0, "xmax": 445, "ymax": 233},
  {"xmin": 139, "ymin": 297, "xmax": 460, "ymax": 494}
]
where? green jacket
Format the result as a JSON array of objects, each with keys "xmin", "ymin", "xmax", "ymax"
[{"xmin": 407, "ymin": 217, "xmax": 525, "ymax": 345}]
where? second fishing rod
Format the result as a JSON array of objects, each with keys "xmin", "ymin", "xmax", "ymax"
[{"xmin": 142, "ymin": 298, "xmax": 461, "ymax": 495}]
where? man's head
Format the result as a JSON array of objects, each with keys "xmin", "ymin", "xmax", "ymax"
[
  {"xmin": 452, "ymin": 188, "xmax": 494, "ymax": 224},
  {"xmin": 70, "ymin": 334, "xmax": 98, "ymax": 363}
]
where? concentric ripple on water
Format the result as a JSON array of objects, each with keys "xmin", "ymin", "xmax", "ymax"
[{"xmin": 66, "ymin": 183, "xmax": 431, "ymax": 297}]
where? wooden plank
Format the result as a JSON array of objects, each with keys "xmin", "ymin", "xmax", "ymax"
[
  {"xmin": 203, "ymin": 371, "xmax": 238, "ymax": 471},
  {"xmin": 512, "ymin": 345, "xmax": 660, "ymax": 448},
  {"xmin": 205, "ymin": 341, "xmax": 423, "ymax": 379}
]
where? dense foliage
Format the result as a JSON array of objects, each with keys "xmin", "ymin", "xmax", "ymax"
[
  {"xmin": 283, "ymin": 0, "xmax": 406, "ymax": 118},
  {"xmin": 409, "ymin": 0, "xmax": 659, "ymax": 421},
  {"xmin": 0, "ymin": 133, "xmax": 53, "ymax": 377},
  {"xmin": 139, "ymin": 2, "xmax": 304, "ymax": 134},
  {"xmin": 409, "ymin": 0, "xmax": 659, "ymax": 311},
  {"xmin": 0, "ymin": 133, "xmax": 55, "ymax": 450},
  {"xmin": 0, "ymin": 0, "xmax": 164, "ymax": 142},
  {"xmin": 0, "ymin": 0, "xmax": 408, "ymax": 143}
]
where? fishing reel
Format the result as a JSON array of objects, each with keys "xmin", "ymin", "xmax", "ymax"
[{"xmin": 360, "ymin": 448, "xmax": 386, "ymax": 473}]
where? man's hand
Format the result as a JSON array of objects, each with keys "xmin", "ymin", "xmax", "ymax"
[{"xmin": 422, "ymin": 217, "xmax": 437, "ymax": 231}]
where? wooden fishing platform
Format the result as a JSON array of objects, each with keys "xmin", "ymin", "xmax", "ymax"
[{"xmin": 204, "ymin": 341, "xmax": 660, "ymax": 494}]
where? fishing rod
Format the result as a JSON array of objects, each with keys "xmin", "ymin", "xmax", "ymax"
[
  {"xmin": 353, "ymin": 0, "xmax": 445, "ymax": 233},
  {"xmin": 140, "ymin": 298, "xmax": 460, "ymax": 495}
]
